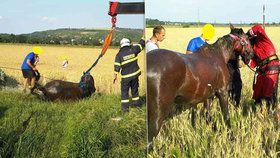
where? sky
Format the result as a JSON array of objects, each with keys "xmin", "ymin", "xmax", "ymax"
[
  {"xmin": 146, "ymin": 0, "xmax": 280, "ymax": 24},
  {"xmin": 0, "ymin": 0, "xmax": 144, "ymax": 34}
]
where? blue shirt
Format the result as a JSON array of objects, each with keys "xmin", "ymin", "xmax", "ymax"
[
  {"xmin": 21, "ymin": 52, "xmax": 35, "ymax": 70},
  {"xmin": 186, "ymin": 37, "xmax": 206, "ymax": 53}
]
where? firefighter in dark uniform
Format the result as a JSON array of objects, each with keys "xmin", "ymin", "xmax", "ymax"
[{"xmin": 113, "ymin": 37, "xmax": 145, "ymax": 113}]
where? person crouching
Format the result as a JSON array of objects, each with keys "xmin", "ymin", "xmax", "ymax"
[{"xmin": 21, "ymin": 46, "xmax": 42, "ymax": 94}]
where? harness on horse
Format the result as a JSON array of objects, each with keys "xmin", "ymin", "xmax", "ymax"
[
  {"xmin": 79, "ymin": 72, "xmax": 93, "ymax": 97},
  {"xmin": 229, "ymin": 33, "xmax": 253, "ymax": 63}
]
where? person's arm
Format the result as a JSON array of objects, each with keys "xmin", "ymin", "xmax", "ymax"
[
  {"xmin": 252, "ymin": 25, "xmax": 264, "ymax": 36},
  {"xmin": 27, "ymin": 60, "xmax": 37, "ymax": 71},
  {"xmin": 246, "ymin": 58, "xmax": 257, "ymax": 69},
  {"xmin": 113, "ymin": 54, "xmax": 121, "ymax": 84},
  {"xmin": 247, "ymin": 25, "xmax": 264, "ymax": 38},
  {"xmin": 186, "ymin": 51, "xmax": 193, "ymax": 54},
  {"xmin": 186, "ymin": 39, "xmax": 195, "ymax": 54},
  {"xmin": 132, "ymin": 38, "xmax": 145, "ymax": 55}
]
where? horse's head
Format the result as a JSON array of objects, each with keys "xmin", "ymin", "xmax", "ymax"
[
  {"xmin": 80, "ymin": 73, "xmax": 96, "ymax": 97},
  {"xmin": 229, "ymin": 24, "xmax": 254, "ymax": 61}
]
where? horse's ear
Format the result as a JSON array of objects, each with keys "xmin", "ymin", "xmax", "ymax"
[{"xmin": 230, "ymin": 24, "xmax": 234, "ymax": 30}]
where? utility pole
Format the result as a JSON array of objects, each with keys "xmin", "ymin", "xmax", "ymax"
[{"xmin": 263, "ymin": 4, "xmax": 265, "ymax": 30}]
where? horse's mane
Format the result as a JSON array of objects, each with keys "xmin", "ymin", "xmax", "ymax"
[
  {"xmin": 197, "ymin": 35, "xmax": 232, "ymax": 55},
  {"xmin": 197, "ymin": 28, "xmax": 244, "ymax": 55}
]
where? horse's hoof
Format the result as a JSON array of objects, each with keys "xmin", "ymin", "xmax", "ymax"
[
  {"xmin": 147, "ymin": 142, "xmax": 153, "ymax": 153},
  {"xmin": 122, "ymin": 108, "xmax": 129, "ymax": 114},
  {"xmin": 23, "ymin": 88, "xmax": 31, "ymax": 95},
  {"xmin": 212, "ymin": 122, "xmax": 218, "ymax": 132},
  {"xmin": 228, "ymin": 131, "xmax": 236, "ymax": 142}
]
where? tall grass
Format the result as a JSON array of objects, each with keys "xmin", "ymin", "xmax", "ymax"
[
  {"xmin": 147, "ymin": 26, "xmax": 280, "ymax": 157},
  {"xmin": 0, "ymin": 91, "xmax": 146, "ymax": 157}
]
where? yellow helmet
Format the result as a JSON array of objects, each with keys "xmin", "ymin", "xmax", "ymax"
[
  {"xmin": 202, "ymin": 24, "xmax": 215, "ymax": 40},
  {"xmin": 32, "ymin": 46, "xmax": 43, "ymax": 55}
]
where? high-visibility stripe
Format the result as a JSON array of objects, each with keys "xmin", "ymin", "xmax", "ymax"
[
  {"xmin": 121, "ymin": 99, "xmax": 130, "ymax": 103},
  {"xmin": 259, "ymin": 55, "xmax": 278, "ymax": 67},
  {"xmin": 114, "ymin": 71, "xmax": 119, "ymax": 74},
  {"xmin": 121, "ymin": 69, "xmax": 141, "ymax": 78},
  {"xmin": 121, "ymin": 56, "xmax": 138, "ymax": 65},
  {"xmin": 114, "ymin": 62, "xmax": 121, "ymax": 66},
  {"xmin": 132, "ymin": 97, "xmax": 139, "ymax": 101},
  {"xmin": 134, "ymin": 44, "xmax": 143, "ymax": 50}
]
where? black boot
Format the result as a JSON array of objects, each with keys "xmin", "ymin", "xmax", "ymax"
[
  {"xmin": 132, "ymin": 99, "xmax": 141, "ymax": 109},
  {"xmin": 122, "ymin": 103, "xmax": 130, "ymax": 113}
]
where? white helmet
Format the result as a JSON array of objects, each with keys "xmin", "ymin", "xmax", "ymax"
[{"xmin": 120, "ymin": 38, "xmax": 131, "ymax": 48}]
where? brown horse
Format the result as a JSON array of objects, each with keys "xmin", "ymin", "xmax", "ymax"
[
  {"xmin": 147, "ymin": 26, "xmax": 254, "ymax": 148},
  {"xmin": 38, "ymin": 73, "xmax": 96, "ymax": 101}
]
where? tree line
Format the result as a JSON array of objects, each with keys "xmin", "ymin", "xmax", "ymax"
[
  {"xmin": 146, "ymin": 18, "xmax": 280, "ymax": 28},
  {"xmin": 0, "ymin": 28, "xmax": 143, "ymax": 46}
]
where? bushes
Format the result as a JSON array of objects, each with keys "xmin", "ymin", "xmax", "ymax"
[{"xmin": 0, "ymin": 69, "xmax": 7, "ymax": 87}]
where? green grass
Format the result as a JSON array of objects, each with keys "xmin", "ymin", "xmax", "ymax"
[{"xmin": 0, "ymin": 91, "xmax": 146, "ymax": 158}]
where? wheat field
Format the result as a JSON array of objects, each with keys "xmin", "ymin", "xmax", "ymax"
[
  {"xmin": 146, "ymin": 26, "xmax": 280, "ymax": 157},
  {"xmin": 0, "ymin": 44, "xmax": 146, "ymax": 95}
]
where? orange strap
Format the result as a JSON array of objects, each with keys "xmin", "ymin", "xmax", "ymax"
[{"xmin": 101, "ymin": 28, "xmax": 114, "ymax": 56}]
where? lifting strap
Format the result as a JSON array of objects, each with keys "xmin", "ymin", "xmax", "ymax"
[
  {"xmin": 84, "ymin": 29, "xmax": 113, "ymax": 74},
  {"xmin": 84, "ymin": 1, "xmax": 145, "ymax": 75}
]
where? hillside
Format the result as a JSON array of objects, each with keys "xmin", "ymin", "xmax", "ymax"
[{"xmin": 0, "ymin": 28, "xmax": 143, "ymax": 46}]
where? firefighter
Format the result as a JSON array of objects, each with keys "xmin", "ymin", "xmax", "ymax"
[
  {"xmin": 246, "ymin": 24, "xmax": 280, "ymax": 119},
  {"xmin": 113, "ymin": 37, "xmax": 145, "ymax": 113}
]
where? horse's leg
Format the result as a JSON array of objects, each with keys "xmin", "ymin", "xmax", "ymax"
[
  {"xmin": 230, "ymin": 69, "xmax": 242, "ymax": 108},
  {"xmin": 272, "ymin": 74, "xmax": 279, "ymax": 121},
  {"xmin": 216, "ymin": 90, "xmax": 231, "ymax": 128},
  {"xmin": 254, "ymin": 98, "xmax": 262, "ymax": 114},
  {"xmin": 265, "ymin": 97, "xmax": 272, "ymax": 115},
  {"xmin": 233, "ymin": 78, "xmax": 242, "ymax": 108},
  {"xmin": 203, "ymin": 99, "xmax": 212, "ymax": 125},
  {"xmin": 147, "ymin": 82, "xmax": 176, "ymax": 151},
  {"xmin": 191, "ymin": 105, "xmax": 197, "ymax": 128}
]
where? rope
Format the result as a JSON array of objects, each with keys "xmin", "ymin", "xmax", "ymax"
[
  {"xmin": 0, "ymin": 66, "xmax": 57, "ymax": 81},
  {"xmin": 245, "ymin": 64, "xmax": 256, "ymax": 73},
  {"xmin": 0, "ymin": 66, "xmax": 21, "ymax": 71}
]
